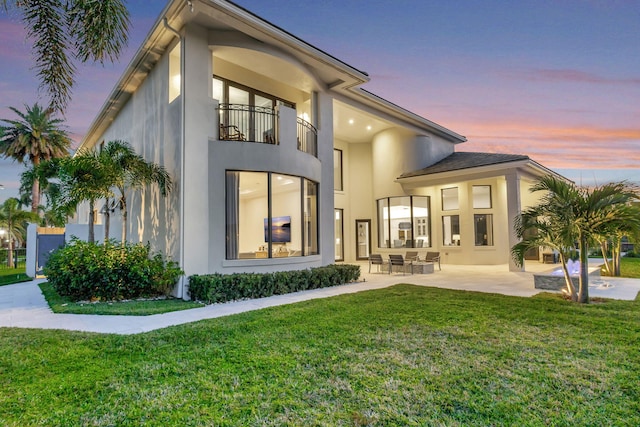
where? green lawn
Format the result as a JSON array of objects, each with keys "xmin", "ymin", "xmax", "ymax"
[
  {"xmin": 1, "ymin": 285, "xmax": 638, "ymax": 426},
  {"xmin": 0, "ymin": 268, "xmax": 30, "ymax": 286},
  {"xmin": 620, "ymin": 256, "xmax": 640, "ymax": 278},
  {"xmin": 39, "ymin": 282, "xmax": 204, "ymax": 315}
]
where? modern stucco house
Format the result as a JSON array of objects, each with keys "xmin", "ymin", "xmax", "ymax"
[{"xmin": 75, "ymin": 0, "xmax": 563, "ymax": 298}]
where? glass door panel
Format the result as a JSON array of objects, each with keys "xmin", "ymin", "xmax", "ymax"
[{"xmin": 356, "ymin": 220, "xmax": 371, "ymax": 260}]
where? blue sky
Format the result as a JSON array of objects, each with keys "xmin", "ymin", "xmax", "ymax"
[{"xmin": 1, "ymin": 0, "xmax": 639, "ymax": 203}]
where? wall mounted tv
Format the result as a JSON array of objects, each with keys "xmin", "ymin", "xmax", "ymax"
[{"xmin": 264, "ymin": 216, "xmax": 291, "ymax": 243}]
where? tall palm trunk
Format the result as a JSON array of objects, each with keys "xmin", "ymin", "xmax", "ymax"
[
  {"xmin": 104, "ymin": 200, "xmax": 111, "ymax": 244},
  {"xmin": 599, "ymin": 240, "xmax": 612, "ymax": 275},
  {"xmin": 612, "ymin": 239, "xmax": 622, "ymax": 276},
  {"xmin": 578, "ymin": 234, "xmax": 590, "ymax": 303},
  {"xmin": 31, "ymin": 158, "xmax": 41, "ymax": 213},
  {"xmin": 7, "ymin": 238, "xmax": 15, "ymax": 269},
  {"xmin": 558, "ymin": 253, "xmax": 577, "ymax": 301},
  {"xmin": 88, "ymin": 199, "xmax": 96, "ymax": 244},
  {"xmin": 120, "ymin": 195, "xmax": 128, "ymax": 246}
]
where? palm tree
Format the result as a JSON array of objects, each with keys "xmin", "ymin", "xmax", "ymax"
[
  {"xmin": 57, "ymin": 151, "xmax": 115, "ymax": 243},
  {"xmin": 21, "ymin": 159, "xmax": 75, "ymax": 227},
  {"xmin": 1, "ymin": 1, "xmax": 129, "ymax": 113},
  {"xmin": 590, "ymin": 186, "xmax": 640, "ymax": 277},
  {"xmin": 100, "ymin": 140, "xmax": 172, "ymax": 244},
  {"xmin": 0, "ymin": 198, "xmax": 38, "ymax": 268},
  {"xmin": 512, "ymin": 176, "xmax": 639, "ymax": 303},
  {"xmin": 512, "ymin": 177, "xmax": 581, "ymax": 300},
  {"xmin": 0, "ymin": 104, "xmax": 71, "ymax": 213}
]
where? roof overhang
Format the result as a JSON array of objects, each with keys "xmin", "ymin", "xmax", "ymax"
[
  {"xmin": 79, "ymin": 0, "xmax": 372, "ymax": 151},
  {"xmin": 397, "ymin": 158, "xmax": 567, "ymax": 189}
]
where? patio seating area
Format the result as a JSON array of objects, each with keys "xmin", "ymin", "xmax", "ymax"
[{"xmin": 369, "ymin": 251, "xmax": 441, "ymax": 275}]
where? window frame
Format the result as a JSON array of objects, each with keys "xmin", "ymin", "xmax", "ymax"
[
  {"xmin": 472, "ymin": 185, "xmax": 492, "ymax": 209},
  {"xmin": 376, "ymin": 196, "xmax": 431, "ymax": 249},
  {"xmin": 213, "ymin": 75, "xmax": 295, "ymax": 109},
  {"xmin": 441, "ymin": 187, "xmax": 459, "ymax": 211},
  {"xmin": 334, "ymin": 149, "xmax": 344, "ymax": 191},
  {"xmin": 442, "ymin": 214, "xmax": 460, "ymax": 246},
  {"xmin": 225, "ymin": 170, "xmax": 318, "ymax": 260},
  {"xmin": 474, "ymin": 213, "xmax": 494, "ymax": 246}
]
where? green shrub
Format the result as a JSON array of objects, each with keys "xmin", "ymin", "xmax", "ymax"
[
  {"xmin": 189, "ymin": 264, "xmax": 360, "ymax": 304},
  {"xmin": 44, "ymin": 239, "xmax": 183, "ymax": 301}
]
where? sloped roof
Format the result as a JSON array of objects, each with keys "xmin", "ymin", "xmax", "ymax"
[{"xmin": 400, "ymin": 152, "xmax": 530, "ymax": 179}]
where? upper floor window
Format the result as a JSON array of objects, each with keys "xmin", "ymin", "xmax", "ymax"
[
  {"xmin": 212, "ymin": 76, "xmax": 294, "ymax": 109},
  {"xmin": 168, "ymin": 43, "xmax": 181, "ymax": 103},
  {"xmin": 473, "ymin": 185, "xmax": 492, "ymax": 209},
  {"xmin": 441, "ymin": 187, "xmax": 459, "ymax": 211},
  {"xmin": 214, "ymin": 76, "xmax": 294, "ymax": 144}
]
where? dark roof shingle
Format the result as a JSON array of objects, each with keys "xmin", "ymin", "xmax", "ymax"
[{"xmin": 399, "ymin": 152, "xmax": 530, "ymax": 179}]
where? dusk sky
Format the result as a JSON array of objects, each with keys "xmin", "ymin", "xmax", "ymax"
[{"xmin": 1, "ymin": 0, "xmax": 639, "ymax": 204}]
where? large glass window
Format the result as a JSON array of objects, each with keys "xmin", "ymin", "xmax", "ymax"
[
  {"xmin": 441, "ymin": 187, "xmax": 459, "ymax": 211},
  {"xmin": 377, "ymin": 198, "xmax": 390, "ymax": 249},
  {"xmin": 474, "ymin": 214, "xmax": 494, "ymax": 246},
  {"xmin": 304, "ymin": 180, "xmax": 319, "ymax": 256},
  {"xmin": 335, "ymin": 209, "xmax": 344, "ymax": 261},
  {"xmin": 442, "ymin": 215, "xmax": 460, "ymax": 246},
  {"xmin": 334, "ymin": 149, "xmax": 343, "ymax": 191},
  {"xmin": 226, "ymin": 171, "xmax": 318, "ymax": 259},
  {"xmin": 473, "ymin": 185, "xmax": 492, "ymax": 209},
  {"xmin": 377, "ymin": 196, "xmax": 431, "ymax": 248},
  {"xmin": 412, "ymin": 197, "xmax": 430, "ymax": 248}
]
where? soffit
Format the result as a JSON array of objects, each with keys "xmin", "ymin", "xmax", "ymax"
[{"xmin": 333, "ymin": 100, "xmax": 393, "ymax": 144}]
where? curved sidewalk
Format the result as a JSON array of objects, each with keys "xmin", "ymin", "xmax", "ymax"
[{"xmin": 1, "ymin": 264, "xmax": 638, "ymax": 335}]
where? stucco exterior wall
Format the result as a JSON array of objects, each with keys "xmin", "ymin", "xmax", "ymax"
[{"xmin": 78, "ymin": 39, "xmax": 182, "ymax": 263}]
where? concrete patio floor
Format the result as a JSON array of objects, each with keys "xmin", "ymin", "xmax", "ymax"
[{"xmin": 0, "ymin": 260, "xmax": 638, "ymax": 335}]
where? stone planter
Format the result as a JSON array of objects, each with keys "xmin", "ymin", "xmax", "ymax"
[{"xmin": 533, "ymin": 272, "xmax": 579, "ymax": 290}]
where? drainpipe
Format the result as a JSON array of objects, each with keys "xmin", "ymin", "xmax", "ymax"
[{"xmin": 163, "ymin": 17, "xmax": 187, "ymax": 299}]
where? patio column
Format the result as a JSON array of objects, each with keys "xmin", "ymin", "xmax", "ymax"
[{"xmin": 505, "ymin": 172, "xmax": 524, "ymax": 272}]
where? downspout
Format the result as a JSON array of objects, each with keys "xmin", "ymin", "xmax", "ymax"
[{"xmin": 163, "ymin": 17, "xmax": 187, "ymax": 299}]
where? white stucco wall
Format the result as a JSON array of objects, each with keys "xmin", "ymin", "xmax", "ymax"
[{"xmin": 81, "ymin": 40, "xmax": 182, "ymax": 263}]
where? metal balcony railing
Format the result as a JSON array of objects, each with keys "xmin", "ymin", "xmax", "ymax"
[
  {"xmin": 218, "ymin": 103, "xmax": 277, "ymax": 144},
  {"xmin": 297, "ymin": 117, "xmax": 317, "ymax": 157}
]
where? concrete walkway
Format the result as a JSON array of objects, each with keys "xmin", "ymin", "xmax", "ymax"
[{"xmin": 1, "ymin": 262, "xmax": 638, "ymax": 335}]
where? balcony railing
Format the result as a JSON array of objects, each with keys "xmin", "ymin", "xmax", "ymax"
[
  {"xmin": 297, "ymin": 117, "xmax": 317, "ymax": 157},
  {"xmin": 218, "ymin": 103, "xmax": 277, "ymax": 144}
]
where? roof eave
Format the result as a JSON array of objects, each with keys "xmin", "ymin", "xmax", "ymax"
[
  {"xmin": 79, "ymin": 0, "xmax": 372, "ymax": 150},
  {"xmin": 397, "ymin": 159, "xmax": 567, "ymax": 184},
  {"xmin": 337, "ymin": 87, "xmax": 467, "ymax": 144}
]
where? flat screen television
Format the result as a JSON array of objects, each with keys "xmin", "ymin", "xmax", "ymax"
[{"xmin": 264, "ymin": 215, "xmax": 291, "ymax": 243}]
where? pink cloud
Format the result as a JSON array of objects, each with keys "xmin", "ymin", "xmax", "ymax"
[
  {"xmin": 500, "ymin": 68, "xmax": 640, "ymax": 85},
  {"xmin": 455, "ymin": 120, "xmax": 640, "ymax": 170}
]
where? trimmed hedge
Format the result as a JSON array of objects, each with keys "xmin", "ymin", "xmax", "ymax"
[
  {"xmin": 44, "ymin": 239, "xmax": 183, "ymax": 301},
  {"xmin": 188, "ymin": 264, "xmax": 361, "ymax": 304}
]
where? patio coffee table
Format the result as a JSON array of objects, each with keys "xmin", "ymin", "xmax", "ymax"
[{"xmin": 412, "ymin": 262, "xmax": 434, "ymax": 274}]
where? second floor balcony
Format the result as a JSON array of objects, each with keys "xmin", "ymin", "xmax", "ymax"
[{"xmin": 217, "ymin": 103, "xmax": 317, "ymax": 157}]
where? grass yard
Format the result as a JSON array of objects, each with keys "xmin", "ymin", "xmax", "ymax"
[
  {"xmin": 0, "ymin": 268, "xmax": 30, "ymax": 286},
  {"xmin": 620, "ymin": 256, "xmax": 640, "ymax": 279},
  {"xmin": 39, "ymin": 282, "xmax": 204, "ymax": 315},
  {"xmin": 1, "ymin": 285, "xmax": 638, "ymax": 426}
]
